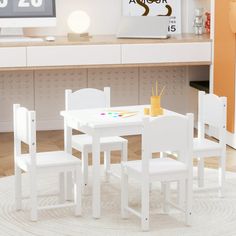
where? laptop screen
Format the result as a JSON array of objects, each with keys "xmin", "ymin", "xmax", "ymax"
[{"xmin": 116, "ymin": 16, "xmax": 170, "ymax": 39}]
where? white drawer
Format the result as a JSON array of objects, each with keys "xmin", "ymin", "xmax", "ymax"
[
  {"xmin": 27, "ymin": 45, "xmax": 121, "ymax": 67},
  {"xmin": 122, "ymin": 42, "xmax": 212, "ymax": 64},
  {"xmin": 0, "ymin": 47, "xmax": 26, "ymax": 67}
]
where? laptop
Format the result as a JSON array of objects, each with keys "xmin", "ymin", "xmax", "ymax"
[{"xmin": 116, "ymin": 16, "xmax": 170, "ymax": 39}]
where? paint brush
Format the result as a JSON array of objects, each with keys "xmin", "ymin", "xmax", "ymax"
[
  {"xmin": 156, "ymin": 80, "xmax": 158, "ymax": 96},
  {"xmin": 159, "ymin": 85, "xmax": 166, "ymax": 97}
]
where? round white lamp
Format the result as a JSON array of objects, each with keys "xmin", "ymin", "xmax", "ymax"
[{"xmin": 67, "ymin": 10, "xmax": 91, "ymax": 41}]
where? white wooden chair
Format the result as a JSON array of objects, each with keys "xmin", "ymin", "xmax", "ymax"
[
  {"xmin": 121, "ymin": 114, "xmax": 193, "ymax": 231},
  {"xmin": 65, "ymin": 87, "xmax": 128, "ymax": 189},
  {"xmin": 194, "ymin": 91, "xmax": 227, "ymax": 197},
  {"xmin": 14, "ymin": 104, "xmax": 82, "ymax": 221}
]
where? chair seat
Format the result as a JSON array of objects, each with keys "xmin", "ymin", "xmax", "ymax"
[
  {"xmin": 193, "ymin": 138, "xmax": 221, "ymax": 156},
  {"xmin": 16, "ymin": 151, "xmax": 81, "ymax": 172},
  {"xmin": 72, "ymin": 134, "xmax": 127, "ymax": 152},
  {"xmin": 123, "ymin": 157, "xmax": 187, "ymax": 177}
]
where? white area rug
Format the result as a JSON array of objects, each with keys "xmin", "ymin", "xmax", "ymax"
[{"xmin": 0, "ymin": 166, "xmax": 236, "ymax": 236}]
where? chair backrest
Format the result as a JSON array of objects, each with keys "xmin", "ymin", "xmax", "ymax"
[
  {"xmin": 65, "ymin": 87, "xmax": 110, "ymax": 110},
  {"xmin": 141, "ymin": 114, "xmax": 193, "ymax": 175},
  {"xmin": 198, "ymin": 91, "xmax": 227, "ymax": 143},
  {"xmin": 13, "ymin": 104, "xmax": 36, "ymax": 165}
]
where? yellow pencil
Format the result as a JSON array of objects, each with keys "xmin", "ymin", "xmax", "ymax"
[{"xmin": 152, "ymin": 87, "xmax": 154, "ymax": 96}]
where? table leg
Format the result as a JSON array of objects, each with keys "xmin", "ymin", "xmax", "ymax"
[
  {"xmin": 64, "ymin": 120, "xmax": 72, "ymax": 154},
  {"xmin": 92, "ymin": 133, "xmax": 101, "ymax": 218},
  {"xmin": 64, "ymin": 120, "xmax": 73, "ymax": 201}
]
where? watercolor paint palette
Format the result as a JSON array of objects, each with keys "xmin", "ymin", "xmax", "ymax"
[{"xmin": 100, "ymin": 110, "xmax": 138, "ymax": 118}]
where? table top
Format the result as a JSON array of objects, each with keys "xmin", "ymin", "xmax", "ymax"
[
  {"xmin": 61, "ymin": 105, "xmax": 182, "ymax": 129},
  {"xmin": 0, "ymin": 34, "xmax": 211, "ymax": 47}
]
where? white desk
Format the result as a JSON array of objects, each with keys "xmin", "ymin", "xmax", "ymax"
[
  {"xmin": 0, "ymin": 34, "xmax": 211, "ymax": 69},
  {"xmin": 0, "ymin": 34, "xmax": 211, "ymax": 132},
  {"xmin": 61, "ymin": 105, "xmax": 181, "ymax": 218}
]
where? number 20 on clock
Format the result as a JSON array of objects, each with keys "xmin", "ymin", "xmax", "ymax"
[{"xmin": 0, "ymin": 0, "xmax": 43, "ymax": 8}]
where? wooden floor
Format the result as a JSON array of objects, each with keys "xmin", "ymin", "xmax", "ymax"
[{"xmin": 1, "ymin": 130, "xmax": 236, "ymax": 177}]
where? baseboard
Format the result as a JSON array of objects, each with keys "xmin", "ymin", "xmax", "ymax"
[
  {"xmin": 0, "ymin": 122, "xmax": 12, "ymax": 132},
  {"xmin": 37, "ymin": 120, "xmax": 64, "ymax": 131},
  {"xmin": 2, "ymin": 119, "xmax": 236, "ymax": 149},
  {"xmin": 226, "ymin": 132, "xmax": 236, "ymax": 149},
  {"xmin": 205, "ymin": 125, "xmax": 236, "ymax": 149},
  {"xmin": 0, "ymin": 120, "xmax": 63, "ymax": 132}
]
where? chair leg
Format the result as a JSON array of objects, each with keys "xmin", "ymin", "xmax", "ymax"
[
  {"xmin": 185, "ymin": 177, "xmax": 193, "ymax": 226},
  {"xmin": 141, "ymin": 180, "xmax": 149, "ymax": 231},
  {"xmin": 178, "ymin": 180, "xmax": 185, "ymax": 208},
  {"xmin": 30, "ymin": 170, "xmax": 38, "ymax": 221},
  {"xmin": 15, "ymin": 165, "xmax": 22, "ymax": 210},
  {"xmin": 159, "ymin": 153, "xmax": 167, "ymax": 193},
  {"xmin": 121, "ymin": 167, "xmax": 129, "ymax": 219},
  {"xmin": 104, "ymin": 151, "xmax": 111, "ymax": 182},
  {"xmin": 59, "ymin": 172, "xmax": 65, "ymax": 204},
  {"xmin": 163, "ymin": 182, "xmax": 170, "ymax": 213},
  {"xmin": 197, "ymin": 158, "xmax": 204, "ymax": 188},
  {"xmin": 218, "ymin": 153, "xmax": 226, "ymax": 198},
  {"xmin": 66, "ymin": 171, "xmax": 73, "ymax": 201},
  {"xmin": 121, "ymin": 141, "xmax": 128, "ymax": 162},
  {"xmin": 74, "ymin": 166, "xmax": 82, "ymax": 216},
  {"xmin": 82, "ymin": 151, "xmax": 89, "ymax": 192}
]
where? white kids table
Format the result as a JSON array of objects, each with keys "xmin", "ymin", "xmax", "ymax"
[{"xmin": 61, "ymin": 105, "xmax": 180, "ymax": 219}]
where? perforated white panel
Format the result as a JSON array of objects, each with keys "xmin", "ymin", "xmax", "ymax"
[
  {"xmin": 0, "ymin": 66, "xmax": 196, "ymax": 131},
  {"xmin": 34, "ymin": 69, "xmax": 87, "ymax": 130},
  {"xmin": 0, "ymin": 71, "xmax": 34, "ymax": 131},
  {"xmin": 139, "ymin": 66, "xmax": 188, "ymax": 114},
  {"xmin": 88, "ymin": 68, "xmax": 139, "ymax": 106}
]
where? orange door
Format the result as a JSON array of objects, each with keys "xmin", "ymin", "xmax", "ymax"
[{"xmin": 214, "ymin": 0, "xmax": 236, "ymax": 132}]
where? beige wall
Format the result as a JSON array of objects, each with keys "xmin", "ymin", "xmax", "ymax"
[
  {"xmin": 25, "ymin": 0, "xmax": 121, "ymax": 36},
  {"xmin": 25, "ymin": 0, "xmax": 211, "ymax": 36}
]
